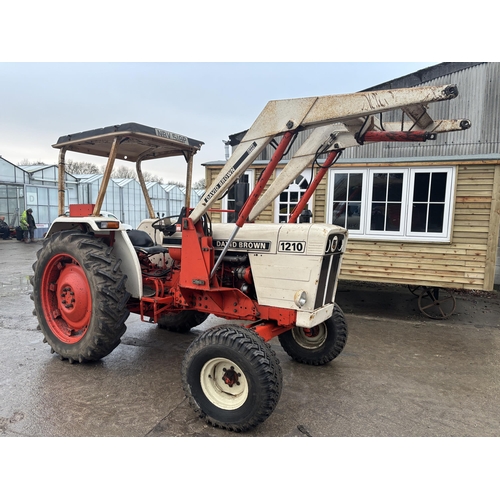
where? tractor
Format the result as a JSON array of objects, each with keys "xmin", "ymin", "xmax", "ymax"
[{"xmin": 31, "ymin": 85, "xmax": 470, "ymax": 431}]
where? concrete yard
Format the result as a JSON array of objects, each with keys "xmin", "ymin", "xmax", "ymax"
[{"xmin": 1, "ymin": 237, "xmax": 500, "ymax": 438}]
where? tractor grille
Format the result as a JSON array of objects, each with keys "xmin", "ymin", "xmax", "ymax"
[
  {"xmin": 313, "ymin": 233, "xmax": 345, "ymax": 309},
  {"xmin": 314, "ymin": 253, "xmax": 342, "ymax": 309}
]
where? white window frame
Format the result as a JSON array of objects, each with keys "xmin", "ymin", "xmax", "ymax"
[
  {"xmin": 366, "ymin": 168, "xmax": 408, "ymax": 239},
  {"xmin": 273, "ymin": 168, "xmax": 313, "ymax": 223},
  {"xmin": 327, "ymin": 166, "xmax": 456, "ymax": 243},
  {"xmin": 329, "ymin": 170, "xmax": 367, "ymax": 235},
  {"xmin": 405, "ymin": 167, "xmax": 455, "ymax": 241}
]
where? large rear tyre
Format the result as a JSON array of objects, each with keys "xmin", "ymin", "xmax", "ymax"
[
  {"xmin": 182, "ymin": 325, "xmax": 283, "ymax": 432},
  {"xmin": 278, "ymin": 303, "xmax": 348, "ymax": 365},
  {"xmin": 31, "ymin": 231, "xmax": 130, "ymax": 362},
  {"xmin": 157, "ymin": 310, "xmax": 209, "ymax": 332}
]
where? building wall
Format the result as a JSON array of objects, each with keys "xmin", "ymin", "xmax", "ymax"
[
  {"xmin": 496, "ymin": 233, "xmax": 500, "ymax": 287},
  {"xmin": 337, "ymin": 160, "xmax": 500, "ymax": 291}
]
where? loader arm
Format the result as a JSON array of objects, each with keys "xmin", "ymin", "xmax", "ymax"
[{"xmin": 190, "ymin": 84, "xmax": 470, "ymax": 225}]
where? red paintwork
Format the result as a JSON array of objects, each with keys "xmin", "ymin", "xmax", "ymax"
[
  {"xmin": 362, "ymin": 130, "xmax": 431, "ymax": 142},
  {"xmin": 69, "ymin": 204, "xmax": 95, "ymax": 216},
  {"xmin": 41, "ymin": 253, "xmax": 92, "ymax": 344}
]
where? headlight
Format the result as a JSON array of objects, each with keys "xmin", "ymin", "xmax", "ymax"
[{"xmin": 294, "ymin": 290, "xmax": 307, "ymax": 308}]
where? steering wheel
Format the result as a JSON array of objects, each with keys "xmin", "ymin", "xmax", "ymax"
[{"xmin": 152, "ymin": 215, "xmax": 179, "ymax": 236}]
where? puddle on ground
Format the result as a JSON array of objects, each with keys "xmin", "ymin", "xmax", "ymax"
[{"xmin": 0, "ymin": 275, "xmax": 33, "ymax": 297}]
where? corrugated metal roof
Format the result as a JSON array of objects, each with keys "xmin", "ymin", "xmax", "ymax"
[
  {"xmin": 240, "ymin": 62, "xmax": 499, "ymax": 162},
  {"xmin": 205, "ymin": 153, "xmax": 500, "ymax": 167}
]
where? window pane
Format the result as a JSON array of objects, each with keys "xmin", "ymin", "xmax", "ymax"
[
  {"xmin": 37, "ymin": 188, "xmax": 48, "ymax": 205},
  {"xmin": 38, "ymin": 206, "xmax": 49, "ymax": 223},
  {"xmin": 371, "ymin": 203, "xmax": 385, "ymax": 230},
  {"xmin": 388, "ymin": 173, "xmax": 403, "ymax": 201},
  {"xmin": 348, "ymin": 174, "xmax": 363, "ymax": 201},
  {"xmin": 228, "ymin": 199, "xmax": 236, "ymax": 222},
  {"xmin": 48, "ymin": 188, "xmax": 58, "ymax": 206},
  {"xmin": 386, "ymin": 203, "xmax": 401, "ymax": 231},
  {"xmin": 332, "ymin": 202, "xmax": 346, "ymax": 226},
  {"xmin": 372, "ymin": 174, "xmax": 387, "ymax": 201},
  {"xmin": 430, "ymin": 172, "xmax": 447, "ymax": 202},
  {"xmin": 334, "ymin": 174, "xmax": 347, "ymax": 201},
  {"xmin": 428, "ymin": 204, "xmax": 444, "ymax": 232},
  {"xmin": 414, "ymin": 173, "xmax": 430, "ymax": 202},
  {"xmin": 347, "ymin": 202, "xmax": 361, "ymax": 230},
  {"xmin": 411, "ymin": 204, "xmax": 427, "ymax": 232},
  {"xmin": 298, "ymin": 178, "xmax": 309, "ymax": 189},
  {"xmin": 279, "ymin": 192, "xmax": 287, "ymax": 202},
  {"xmin": 290, "ymin": 191, "xmax": 299, "ymax": 203},
  {"xmin": 49, "ymin": 207, "xmax": 59, "ymax": 222}
]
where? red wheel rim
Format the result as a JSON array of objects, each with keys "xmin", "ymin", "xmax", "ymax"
[{"xmin": 40, "ymin": 253, "xmax": 92, "ymax": 344}]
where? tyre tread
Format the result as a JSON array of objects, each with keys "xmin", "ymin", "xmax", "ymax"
[
  {"xmin": 182, "ymin": 325, "xmax": 282, "ymax": 432},
  {"xmin": 31, "ymin": 231, "xmax": 130, "ymax": 363},
  {"xmin": 278, "ymin": 303, "xmax": 348, "ymax": 366}
]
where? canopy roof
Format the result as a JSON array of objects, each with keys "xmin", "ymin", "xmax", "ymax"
[{"xmin": 53, "ymin": 122, "xmax": 204, "ymax": 162}]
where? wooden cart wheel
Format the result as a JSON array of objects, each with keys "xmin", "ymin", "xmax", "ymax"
[
  {"xmin": 408, "ymin": 285, "xmax": 422, "ymax": 297},
  {"xmin": 417, "ymin": 287, "xmax": 456, "ymax": 320}
]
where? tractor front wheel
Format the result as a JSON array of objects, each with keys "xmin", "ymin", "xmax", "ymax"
[
  {"xmin": 182, "ymin": 325, "xmax": 282, "ymax": 432},
  {"xmin": 278, "ymin": 303, "xmax": 348, "ymax": 365},
  {"xmin": 31, "ymin": 231, "xmax": 130, "ymax": 362}
]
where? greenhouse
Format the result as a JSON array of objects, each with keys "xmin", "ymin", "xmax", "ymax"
[{"xmin": 0, "ymin": 158, "xmax": 201, "ymax": 235}]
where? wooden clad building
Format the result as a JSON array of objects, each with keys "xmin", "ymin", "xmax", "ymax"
[{"xmin": 203, "ymin": 62, "xmax": 500, "ymax": 291}]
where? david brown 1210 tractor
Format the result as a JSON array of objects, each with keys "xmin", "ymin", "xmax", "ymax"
[{"xmin": 31, "ymin": 85, "xmax": 470, "ymax": 431}]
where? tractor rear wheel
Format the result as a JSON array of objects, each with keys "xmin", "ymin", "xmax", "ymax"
[
  {"xmin": 157, "ymin": 310, "xmax": 209, "ymax": 332},
  {"xmin": 31, "ymin": 231, "xmax": 130, "ymax": 363},
  {"xmin": 278, "ymin": 303, "xmax": 348, "ymax": 365},
  {"xmin": 182, "ymin": 325, "xmax": 282, "ymax": 432}
]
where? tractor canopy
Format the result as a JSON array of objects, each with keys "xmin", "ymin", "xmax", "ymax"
[
  {"xmin": 53, "ymin": 122, "xmax": 204, "ymax": 162},
  {"xmin": 52, "ymin": 123, "xmax": 204, "ymax": 217}
]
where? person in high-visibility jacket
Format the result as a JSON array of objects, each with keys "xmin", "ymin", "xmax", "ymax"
[{"xmin": 20, "ymin": 208, "xmax": 36, "ymax": 243}]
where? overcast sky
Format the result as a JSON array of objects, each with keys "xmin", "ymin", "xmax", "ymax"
[
  {"xmin": 0, "ymin": 62, "xmax": 440, "ymax": 183},
  {"xmin": 1, "ymin": 2, "xmax": 489, "ymax": 185}
]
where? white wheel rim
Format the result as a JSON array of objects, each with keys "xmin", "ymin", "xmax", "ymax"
[
  {"xmin": 200, "ymin": 357, "xmax": 249, "ymax": 410},
  {"xmin": 291, "ymin": 324, "xmax": 327, "ymax": 350}
]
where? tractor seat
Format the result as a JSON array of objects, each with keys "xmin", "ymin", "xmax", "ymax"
[{"xmin": 127, "ymin": 229, "xmax": 168, "ymax": 256}]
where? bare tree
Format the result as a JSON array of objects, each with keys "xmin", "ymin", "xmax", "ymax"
[
  {"xmin": 165, "ymin": 180, "xmax": 185, "ymax": 187},
  {"xmin": 18, "ymin": 159, "xmax": 46, "ymax": 166},
  {"xmin": 65, "ymin": 159, "xmax": 101, "ymax": 175},
  {"xmin": 142, "ymin": 171, "xmax": 164, "ymax": 184},
  {"xmin": 192, "ymin": 178, "xmax": 206, "ymax": 190},
  {"xmin": 109, "ymin": 165, "xmax": 136, "ymax": 179},
  {"xmin": 19, "ymin": 158, "xmax": 165, "ymax": 184}
]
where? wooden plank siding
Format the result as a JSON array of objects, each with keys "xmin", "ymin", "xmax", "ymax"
[{"xmin": 339, "ymin": 162, "xmax": 500, "ymax": 291}]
